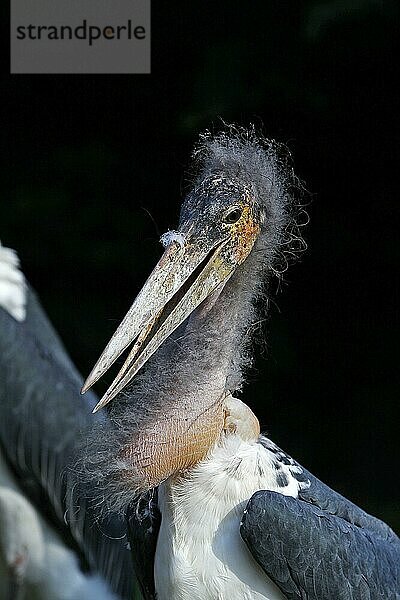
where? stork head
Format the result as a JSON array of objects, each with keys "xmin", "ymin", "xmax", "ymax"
[
  {"xmin": 80, "ymin": 127, "xmax": 303, "ymax": 503},
  {"xmin": 82, "ymin": 129, "xmax": 297, "ymax": 411}
]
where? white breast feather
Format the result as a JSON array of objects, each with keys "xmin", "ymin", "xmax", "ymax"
[{"xmin": 155, "ymin": 434, "xmax": 306, "ymax": 600}]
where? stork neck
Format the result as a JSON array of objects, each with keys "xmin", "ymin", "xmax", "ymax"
[
  {"xmin": 166, "ymin": 249, "xmax": 263, "ymax": 401},
  {"xmin": 104, "ymin": 250, "xmax": 265, "ymax": 496}
]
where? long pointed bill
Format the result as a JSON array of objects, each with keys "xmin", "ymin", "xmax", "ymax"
[{"xmin": 82, "ymin": 236, "xmax": 236, "ymax": 412}]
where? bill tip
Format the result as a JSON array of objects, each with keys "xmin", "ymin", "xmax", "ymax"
[
  {"xmin": 92, "ymin": 395, "xmax": 110, "ymax": 413},
  {"xmin": 81, "ymin": 381, "xmax": 91, "ymax": 394}
]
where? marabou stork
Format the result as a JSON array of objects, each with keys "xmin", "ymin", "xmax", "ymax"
[{"xmin": 0, "ymin": 128, "xmax": 399, "ymax": 600}]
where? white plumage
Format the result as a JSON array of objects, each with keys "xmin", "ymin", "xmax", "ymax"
[
  {"xmin": 155, "ymin": 398, "xmax": 304, "ymax": 600},
  {"xmin": 0, "ymin": 242, "xmax": 26, "ymax": 323}
]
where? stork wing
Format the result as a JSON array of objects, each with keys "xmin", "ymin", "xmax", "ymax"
[
  {"xmin": 0, "ymin": 285, "xmax": 141, "ymax": 599},
  {"xmin": 241, "ymin": 445, "xmax": 400, "ymax": 600}
]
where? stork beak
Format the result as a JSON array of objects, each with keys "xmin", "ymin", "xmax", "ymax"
[{"xmin": 81, "ymin": 233, "xmax": 237, "ymax": 413}]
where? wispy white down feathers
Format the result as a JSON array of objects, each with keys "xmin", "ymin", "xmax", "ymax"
[{"xmin": 160, "ymin": 230, "xmax": 186, "ymax": 248}]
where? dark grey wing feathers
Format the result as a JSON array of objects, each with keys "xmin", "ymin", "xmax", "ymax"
[
  {"xmin": 259, "ymin": 436, "xmax": 397, "ymax": 541},
  {"xmin": 241, "ymin": 490, "xmax": 400, "ymax": 599},
  {"xmin": 241, "ymin": 439, "xmax": 400, "ymax": 599},
  {"xmin": 298, "ymin": 467, "xmax": 396, "ymax": 543},
  {"xmin": 0, "ymin": 287, "xmax": 139, "ymax": 599}
]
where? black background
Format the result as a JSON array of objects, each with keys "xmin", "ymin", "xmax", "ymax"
[{"xmin": 2, "ymin": 2, "xmax": 399, "ymax": 530}]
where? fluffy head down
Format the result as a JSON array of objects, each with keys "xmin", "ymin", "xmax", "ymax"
[
  {"xmin": 74, "ymin": 126, "xmax": 307, "ymax": 516},
  {"xmin": 184, "ymin": 124, "xmax": 307, "ymax": 276}
]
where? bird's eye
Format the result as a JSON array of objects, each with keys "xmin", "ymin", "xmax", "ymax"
[{"xmin": 223, "ymin": 208, "xmax": 243, "ymax": 224}]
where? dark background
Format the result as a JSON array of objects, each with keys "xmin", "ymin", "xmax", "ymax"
[{"xmin": 2, "ymin": 1, "xmax": 399, "ymax": 530}]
